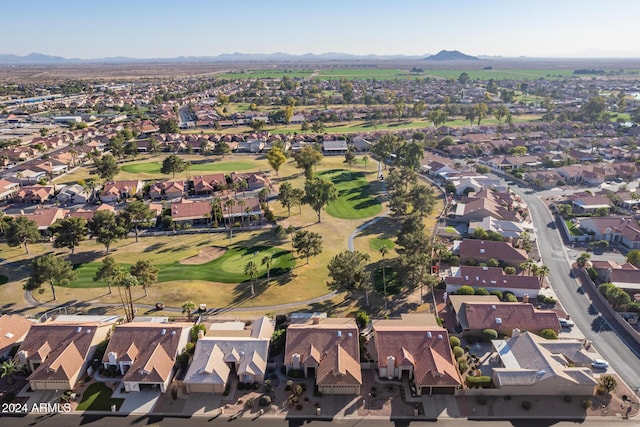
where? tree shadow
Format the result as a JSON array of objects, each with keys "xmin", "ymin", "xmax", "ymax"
[{"xmin": 591, "ymin": 316, "xmax": 612, "ymax": 332}]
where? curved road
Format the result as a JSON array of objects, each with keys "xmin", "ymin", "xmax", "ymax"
[{"xmin": 518, "ymin": 188, "xmax": 640, "ymax": 392}]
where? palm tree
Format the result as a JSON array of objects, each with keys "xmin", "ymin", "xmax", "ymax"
[
  {"xmin": 379, "ymin": 246, "xmax": 388, "ymax": 314},
  {"xmin": 182, "ymin": 300, "xmax": 196, "ymax": 321},
  {"xmin": 537, "ymin": 265, "xmax": 550, "ymax": 286},
  {"xmin": 258, "ymin": 187, "xmax": 271, "ymax": 209},
  {"xmin": 224, "ymin": 198, "xmax": 235, "ymax": 240},
  {"xmin": 362, "ymin": 155, "xmax": 369, "ymax": 170},
  {"xmin": 520, "ymin": 258, "xmax": 536, "ymax": 275},
  {"xmin": 0, "ymin": 359, "xmax": 21, "ymax": 385},
  {"xmin": 239, "ymin": 179, "xmax": 249, "ymax": 197},
  {"xmin": 204, "ymin": 212, "xmax": 211, "ymax": 242},
  {"xmin": 237, "ymin": 199, "xmax": 246, "ymax": 228},
  {"xmin": 262, "ymin": 254, "xmax": 274, "ymax": 283},
  {"xmin": 244, "ymin": 261, "xmax": 258, "ymax": 296}
]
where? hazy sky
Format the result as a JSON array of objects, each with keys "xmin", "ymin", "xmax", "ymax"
[{"xmin": 3, "ymin": 0, "xmax": 640, "ymax": 58}]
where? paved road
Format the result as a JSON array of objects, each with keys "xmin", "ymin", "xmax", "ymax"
[
  {"xmin": 518, "ymin": 187, "xmax": 640, "ymax": 392},
  {"xmin": 0, "ymin": 413, "xmax": 633, "ymax": 427}
]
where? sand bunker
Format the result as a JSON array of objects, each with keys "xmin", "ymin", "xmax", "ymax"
[{"xmin": 179, "ymin": 246, "xmax": 227, "ymax": 265}]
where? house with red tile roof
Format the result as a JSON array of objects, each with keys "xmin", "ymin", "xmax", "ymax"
[
  {"xmin": 170, "ymin": 200, "xmax": 212, "ymax": 225},
  {"xmin": 100, "ymin": 180, "xmax": 143, "ymax": 203},
  {"xmin": 193, "ymin": 174, "xmax": 227, "ymax": 195},
  {"xmin": 16, "ymin": 319, "xmax": 115, "ymax": 391},
  {"xmin": 372, "ymin": 314, "xmax": 461, "ymax": 395},
  {"xmin": 577, "ymin": 216, "xmax": 640, "ymax": 249},
  {"xmin": 285, "ymin": 317, "xmax": 361, "ymax": 395},
  {"xmin": 102, "ymin": 322, "xmax": 191, "ymax": 393},
  {"xmin": 591, "ymin": 260, "xmax": 640, "ymax": 292},
  {"xmin": 0, "ymin": 314, "xmax": 34, "ymax": 359},
  {"xmin": 14, "ymin": 185, "xmax": 55, "ymax": 203},
  {"xmin": 455, "ymin": 239, "xmax": 529, "ymax": 268},
  {"xmin": 445, "ymin": 265, "xmax": 541, "ymax": 298},
  {"xmin": 451, "ymin": 298, "xmax": 560, "ymax": 337},
  {"xmin": 149, "ymin": 180, "xmax": 186, "ymax": 200},
  {"xmin": 0, "ymin": 178, "xmax": 20, "ymax": 201},
  {"xmin": 12, "ymin": 207, "xmax": 66, "ymax": 231}
]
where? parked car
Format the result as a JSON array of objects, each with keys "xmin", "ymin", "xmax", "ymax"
[
  {"xmin": 592, "ymin": 359, "xmax": 609, "ymax": 369},
  {"xmin": 559, "ymin": 318, "xmax": 575, "ymax": 328}
]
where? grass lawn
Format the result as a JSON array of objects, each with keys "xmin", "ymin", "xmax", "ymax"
[
  {"xmin": 565, "ymin": 219, "xmax": 584, "ymax": 236},
  {"xmin": 120, "ymin": 160, "xmax": 255, "ymax": 174},
  {"xmin": 369, "ymin": 238, "xmax": 395, "ymax": 252},
  {"xmin": 316, "ymin": 169, "xmax": 382, "ymax": 220},
  {"xmin": 76, "ymin": 382, "xmax": 124, "ymax": 411},
  {"xmin": 70, "ymin": 246, "xmax": 294, "ymax": 288}
]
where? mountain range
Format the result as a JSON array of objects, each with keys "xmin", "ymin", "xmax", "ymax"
[{"xmin": 0, "ymin": 50, "xmax": 484, "ymax": 65}]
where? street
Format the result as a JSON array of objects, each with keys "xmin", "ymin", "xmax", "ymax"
[{"xmin": 518, "ymin": 188, "xmax": 640, "ymax": 393}]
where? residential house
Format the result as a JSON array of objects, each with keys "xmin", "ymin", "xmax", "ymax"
[
  {"xmin": 0, "ymin": 179, "xmax": 20, "ymax": 201},
  {"xmin": 567, "ymin": 192, "xmax": 611, "ymax": 214},
  {"xmin": 352, "ymin": 136, "xmax": 372, "ymax": 152},
  {"xmin": 445, "ymin": 266, "xmax": 541, "ymax": 298},
  {"xmin": 491, "ymin": 331, "xmax": 597, "ymax": 395},
  {"xmin": 13, "ymin": 207, "xmax": 66, "ymax": 231},
  {"xmin": 455, "ymin": 239, "xmax": 529, "ymax": 268},
  {"xmin": 16, "ymin": 319, "xmax": 115, "ymax": 391},
  {"xmin": 170, "ymin": 200, "xmax": 212, "ymax": 226},
  {"xmin": 591, "ymin": 260, "xmax": 640, "ymax": 293},
  {"xmin": 102, "ymin": 322, "xmax": 191, "ymax": 393},
  {"xmin": 66, "ymin": 203, "xmax": 115, "ymax": 222},
  {"xmin": 56, "ymin": 184, "xmax": 91, "ymax": 204},
  {"xmin": 449, "ymin": 296, "xmax": 561, "ymax": 337},
  {"xmin": 372, "ymin": 314, "xmax": 461, "ymax": 395},
  {"xmin": 322, "ymin": 140, "xmax": 349, "ymax": 155},
  {"xmin": 229, "ymin": 172, "xmax": 271, "ymax": 191},
  {"xmin": 285, "ymin": 317, "xmax": 362, "ymax": 395},
  {"xmin": 193, "ymin": 174, "xmax": 227, "ymax": 196},
  {"xmin": 14, "ymin": 185, "xmax": 56, "ymax": 204},
  {"xmin": 577, "ymin": 216, "xmax": 640, "ymax": 249},
  {"xmin": 468, "ymin": 216, "xmax": 527, "ymax": 240},
  {"xmin": 183, "ymin": 317, "xmax": 274, "ymax": 393},
  {"xmin": 0, "ymin": 314, "xmax": 33, "ymax": 360},
  {"xmin": 149, "ymin": 180, "xmax": 186, "ymax": 200},
  {"xmin": 100, "ymin": 180, "xmax": 143, "ymax": 203}
]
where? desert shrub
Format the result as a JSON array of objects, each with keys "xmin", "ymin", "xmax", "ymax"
[
  {"xmin": 457, "ymin": 285, "xmax": 475, "ymax": 295},
  {"xmin": 453, "ymin": 346, "xmax": 465, "ymax": 359},
  {"xmin": 540, "ymin": 329, "xmax": 558, "ymax": 340},
  {"xmin": 504, "ymin": 293, "xmax": 518, "ymax": 302},
  {"xmin": 596, "ymin": 385, "xmax": 607, "ymax": 395},
  {"xmin": 355, "ymin": 310, "xmax": 370, "ymax": 329},
  {"xmin": 458, "ymin": 361, "xmax": 468, "ymax": 373},
  {"xmin": 503, "ymin": 266, "xmax": 516, "ymax": 275},
  {"xmin": 521, "ymin": 401, "xmax": 532, "ymax": 410},
  {"xmin": 449, "ymin": 336, "xmax": 461, "ymax": 348},
  {"xmin": 544, "ymin": 296, "xmax": 556, "ymax": 305},
  {"xmin": 537, "ymin": 294, "xmax": 547, "ymax": 302},
  {"xmin": 185, "ymin": 342, "xmax": 195, "ymax": 355},
  {"xmin": 191, "ymin": 323, "xmax": 206, "ymax": 341},
  {"xmin": 245, "ymin": 397, "xmax": 254, "ymax": 409},
  {"xmin": 259, "ymin": 396, "xmax": 272, "ymax": 406},
  {"xmin": 482, "ymin": 328, "xmax": 498, "ymax": 340},
  {"xmin": 581, "ymin": 399, "xmax": 593, "ymax": 409},
  {"xmin": 490, "ymin": 290, "xmax": 503, "ymax": 300},
  {"xmin": 466, "ymin": 375, "xmax": 492, "ymax": 388},
  {"xmin": 474, "ymin": 287, "xmax": 490, "ymax": 295}
]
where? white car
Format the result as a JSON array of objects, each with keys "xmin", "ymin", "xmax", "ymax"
[
  {"xmin": 591, "ymin": 359, "xmax": 609, "ymax": 369},
  {"xmin": 559, "ymin": 318, "xmax": 575, "ymax": 328}
]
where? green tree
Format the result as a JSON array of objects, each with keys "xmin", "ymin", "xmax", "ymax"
[
  {"xmin": 327, "ymin": 250, "xmax": 371, "ymax": 295},
  {"xmin": 626, "ymin": 249, "xmax": 640, "ymax": 266},
  {"xmin": 292, "ymin": 230, "xmax": 323, "ymax": 264},
  {"xmin": 50, "ymin": 216, "xmax": 88, "ymax": 255},
  {"xmin": 344, "ymin": 148, "xmax": 356, "ymax": 168},
  {"xmin": 284, "ymin": 105, "xmax": 294, "ymax": 124},
  {"xmin": 130, "ymin": 259, "xmax": 158, "ymax": 297},
  {"xmin": 599, "ymin": 375, "xmax": 617, "ymax": 393},
  {"xmin": 458, "ymin": 72, "xmax": 470, "ymax": 84},
  {"xmin": 244, "ymin": 260, "xmax": 259, "ymax": 296},
  {"xmin": 89, "ymin": 210, "xmax": 126, "ymax": 254},
  {"xmin": 355, "ymin": 310, "xmax": 370, "ymax": 329},
  {"xmin": 266, "ymin": 146, "xmax": 286, "ymax": 176},
  {"xmin": 371, "ymin": 134, "xmax": 400, "ymax": 169},
  {"xmin": 94, "ymin": 256, "xmax": 120, "ymax": 294},
  {"xmin": 249, "ymin": 119, "xmax": 266, "ymax": 132},
  {"xmin": 278, "ymin": 182, "xmax": 296, "ymax": 217},
  {"xmin": 158, "ymin": 118, "xmax": 179, "ymax": 134},
  {"xmin": 120, "ymin": 200, "xmax": 155, "ymax": 242},
  {"xmin": 213, "ymin": 141, "xmax": 231, "ymax": 157},
  {"xmin": 262, "ymin": 254, "xmax": 274, "ymax": 283},
  {"xmin": 5, "ymin": 216, "xmax": 40, "ymax": 254},
  {"xmin": 115, "ymin": 272, "xmax": 138, "ymax": 321},
  {"xmin": 25, "ymin": 253, "xmax": 76, "ymax": 301},
  {"xmin": 182, "ymin": 300, "xmax": 196, "ymax": 321},
  {"xmin": 474, "ymin": 103, "xmax": 488, "ymax": 126},
  {"xmin": 581, "ymin": 95, "xmax": 607, "ymax": 123},
  {"xmin": 161, "ymin": 154, "xmax": 186, "ymax": 178},
  {"xmin": 494, "ymin": 105, "xmax": 509, "ymax": 124},
  {"xmin": 409, "ymin": 184, "xmax": 436, "ymax": 217},
  {"xmin": 0, "ymin": 359, "xmax": 21, "ymax": 385},
  {"xmin": 94, "ymin": 153, "xmax": 119, "ymax": 182},
  {"xmin": 576, "ymin": 252, "xmax": 591, "ymax": 268},
  {"xmin": 303, "ymin": 178, "xmax": 338, "ymax": 223},
  {"xmin": 293, "ymin": 145, "xmax": 323, "ymax": 179}
]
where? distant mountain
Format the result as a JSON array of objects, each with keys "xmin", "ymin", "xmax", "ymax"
[
  {"xmin": 423, "ymin": 50, "xmax": 479, "ymax": 61},
  {"xmin": 0, "ymin": 51, "xmax": 428, "ymax": 65}
]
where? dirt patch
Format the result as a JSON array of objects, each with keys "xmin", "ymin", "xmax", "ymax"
[{"xmin": 180, "ymin": 246, "xmax": 227, "ymax": 265}]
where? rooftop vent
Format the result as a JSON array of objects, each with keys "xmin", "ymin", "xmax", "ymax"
[
  {"xmin": 347, "ymin": 332, "xmax": 353, "ymax": 337},
  {"xmin": 427, "ymin": 331, "xmax": 432, "ymax": 338},
  {"xmin": 76, "ymin": 327, "xmax": 82, "ymax": 333},
  {"xmin": 495, "ymin": 317, "xmax": 502, "ymax": 324},
  {"xmin": 480, "ymin": 249, "xmax": 485, "ymax": 254},
  {"xmin": 161, "ymin": 329, "xmax": 166, "ymax": 335},
  {"xmin": 337, "ymin": 331, "xmax": 342, "ymax": 337},
  {"xmin": 491, "ymin": 305, "xmax": 496, "ymax": 309},
  {"xmin": 4, "ymin": 332, "xmax": 14, "ymax": 339},
  {"xmin": 171, "ymin": 330, "xmax": 176, "ymax": 335},
  {"xmin": 438, "ymin": 334, "xmax": 443, "ymax": 339},
  {"xmin": 482, "ymin": 266, "xmax": 488, "ymax": 271}
]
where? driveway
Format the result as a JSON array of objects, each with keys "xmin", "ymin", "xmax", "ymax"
[{"xmin": 116, "ymin": 388, "xmax": 161, "ymax": 414}]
